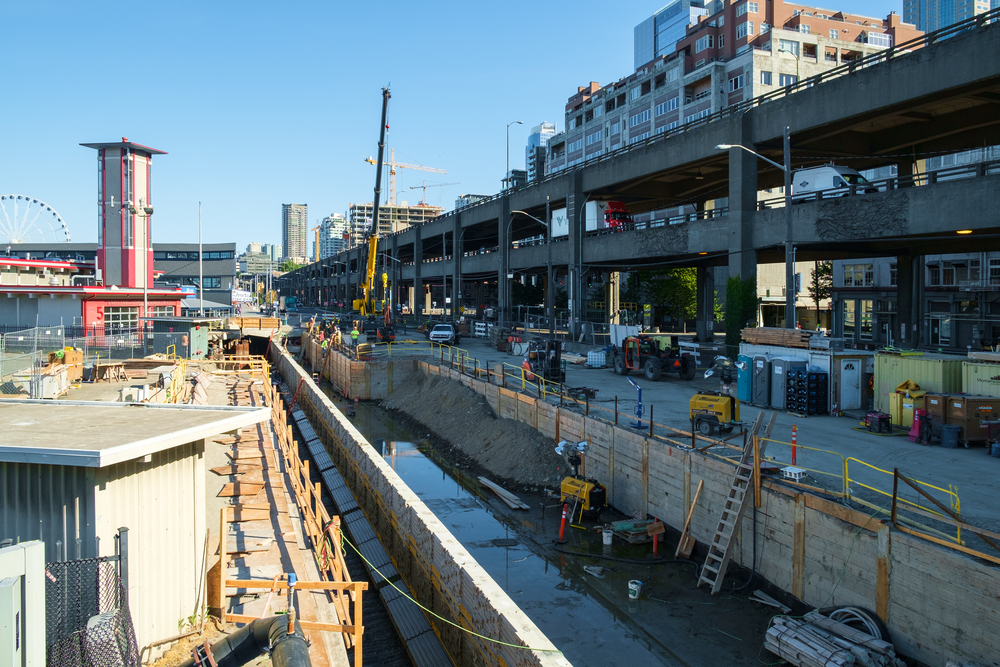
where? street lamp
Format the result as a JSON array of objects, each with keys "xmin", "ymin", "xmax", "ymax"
[
  {"xmin": 716, "ymin": 126, "xmax": 796, "ymax": 329},
  {"xmin": 128, "ymin": 199, "xmax": 154, "ymax": 328},
  {"xmin": 778, "ymin": 47, "xmax": 801, "ymax": 86},
  {"xmin": 512, "ymin": 198, "xmax": 554, "ymax": 338},
  {"xmin": 505, "ymin": 121, "xmax": 523, "ymax": 192}
]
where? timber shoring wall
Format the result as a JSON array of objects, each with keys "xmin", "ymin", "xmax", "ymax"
[
  {"xmin": 414, "ymin": 361, "xmax": 1000, "ymax": 667},
  {"xmin": 272, "ymin": 345, "xmax": 570, "ymax": 667}
]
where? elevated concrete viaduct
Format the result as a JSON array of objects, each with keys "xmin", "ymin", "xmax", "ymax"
[{"xmin": 282, "ymin": 15, "xmax": 1000, "ymax": 343}]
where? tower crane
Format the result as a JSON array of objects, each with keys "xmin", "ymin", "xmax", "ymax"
[
  {"xmin": 409, "ymin": 181, "xmax": 459, "ymax": 206},
  {"xmin": 364, "ymin": 148, "xmax": 446, "ymax": 205}
]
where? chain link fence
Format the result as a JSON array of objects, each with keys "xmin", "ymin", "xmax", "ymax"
[{"xmin": 45, "ymin": 556, "xmax": 139, "ymax": 667}]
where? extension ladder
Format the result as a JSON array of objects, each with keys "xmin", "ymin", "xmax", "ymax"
[{"xmin": 697, "ymin": 412, "xmax": 774, "ymax": 594}]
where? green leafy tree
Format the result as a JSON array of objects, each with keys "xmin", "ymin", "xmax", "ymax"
[
  {"xmin": 621, "ymin": 268, "xmax": 699, "ymax": 324},
  {"xmin": 279, "ymin": 259, "xmax": 303, "ymax": 272},
  {"xmin": 725, "ymin": 274, "xmax": 758, "ymax": 355},
  {"xmin": 808, "ymin": 261, "xmax": 833, "ymax": 325}
]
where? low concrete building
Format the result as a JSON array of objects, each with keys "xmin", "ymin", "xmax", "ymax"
[{"xmin": 0, "ymin": 399, "xmax": 270, "ymax": 652}]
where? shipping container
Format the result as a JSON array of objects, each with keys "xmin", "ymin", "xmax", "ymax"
[
  {"xmin": 962, "ymin": 361, "xmax": 1000, "ymax": 398},
  {"xmin": 874, "ymin": 352, "xmax": 965, "ymax": 414}
]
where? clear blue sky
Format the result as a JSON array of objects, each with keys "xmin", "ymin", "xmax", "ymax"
[{"xmin": 2, "ymin": 0, "xmax": 902, "ymax": 253}]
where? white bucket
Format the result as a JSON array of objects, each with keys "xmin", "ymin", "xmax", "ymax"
[
  {"xmin": 628, "ymin": 580, "xmax": 643, "ymax": 600},
  {"xmin": 602, "ymin": 530, "xmax": 613, "ymax": 546}
]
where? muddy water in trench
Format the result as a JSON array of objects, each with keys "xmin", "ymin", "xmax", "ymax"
[{"xmin": 325, "ymin": 390, "xmax": 697, "ymax": 667}]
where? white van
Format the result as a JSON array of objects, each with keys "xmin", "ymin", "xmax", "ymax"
[{"xmin": 791, "ymin": 164, "xmax": 878, "ymax": 203}]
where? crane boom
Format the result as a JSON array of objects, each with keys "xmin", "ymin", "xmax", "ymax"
[
  {"xmin": 353, "ymin": 86, "xmax": 391, "ymax": 317},
  {"xmin": 364, "ymin": 148, "xmax": 446, "ymax": 204}
]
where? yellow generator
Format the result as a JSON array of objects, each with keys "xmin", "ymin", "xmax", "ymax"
[
  {"xmin": 560, "ymin": 476, "xmax": 607, "ymax": 512},
  {"xmin": 690, "ymin": 391, "xmax": 741, "ymax": 436}
]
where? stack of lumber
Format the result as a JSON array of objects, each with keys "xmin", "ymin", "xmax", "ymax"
[
  {"xmin": 478, "ymin": 477, "xmax": 530, "ymax": 510},
  {"xmin": 765, "ymin": 614, "xmax": 907, "ymax": 667},
  {"xmin": 742, "ymin": 327, "xmax": 817, "ymax": 349},
  {"xmin": 489, "ymin": 326, "xmax": 512, "ymax": 351}
]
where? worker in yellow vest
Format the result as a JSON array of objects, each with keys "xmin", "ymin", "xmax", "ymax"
[{"xmin": 351, "ymin": 326, "xmax": 360, "ymax": 347}]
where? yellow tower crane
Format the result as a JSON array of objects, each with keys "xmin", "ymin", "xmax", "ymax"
[
  {"xmin": 364, "ymin": 148, "xmax": 446, "ymax": 205},
  {"xmin": 409, "ymin": 181, "xmax": 460, "ymax": 206}
]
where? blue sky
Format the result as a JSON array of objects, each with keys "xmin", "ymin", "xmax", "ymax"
[{"xmin": 1, "ymin": 0, "xmax": 902, "ymax": 252}]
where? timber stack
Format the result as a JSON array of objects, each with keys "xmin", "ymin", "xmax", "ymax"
[
  {"xmin": 742, "ymin": 327, "xmax": 817, "ymax": 349},
  {"xmin": 765, "ymin": 613, "xmax": 907, "ymax": 667}
]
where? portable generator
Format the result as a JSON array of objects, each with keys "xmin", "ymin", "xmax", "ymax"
[
  {"xmin": 560, "ymin": 476, "xmax": 607, "ymax": 511},
  {"xmin": 690, "ymin": 390, "xmax": 741, "ymax": 436}
]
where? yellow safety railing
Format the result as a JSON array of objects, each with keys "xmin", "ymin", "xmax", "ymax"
[
  {"xmin": 846, "ymin": 457, "xmax": 962, "ymax": 543},
  {"xmin": 759, "ymin": 437, "xmax": 848, "ymax": 497}
]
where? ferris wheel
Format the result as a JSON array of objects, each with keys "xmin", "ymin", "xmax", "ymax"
[{"xmin": 0, "ymin": 195, "xmax": 72, "ymax": 244}]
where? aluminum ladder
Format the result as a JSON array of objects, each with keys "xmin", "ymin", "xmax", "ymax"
[{"xmin": 698, "ymin": 412, "xmax": 774, "ymax": 594}]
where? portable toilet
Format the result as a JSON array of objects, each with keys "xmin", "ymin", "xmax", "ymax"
[
  {"xmin": 751, "ymin": 355, "xmax": 771, "ymax": 407},
  {"xmin": 737, "ymin": 354, "xmax": 752, "ymax": 403},
  {"xmin": 771, "ymin": 357, "xmax": 807, "ymax": 410}
]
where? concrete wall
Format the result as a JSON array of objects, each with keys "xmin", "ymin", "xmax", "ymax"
[
  {"xmin": 302, "ymin": 336, "xmax": 419, "ymax": 400},
  {"xmin": 271, "ymin": 346, "xmax": 569, "ymax": 667},
  {"xmin": 417, "ymin": 361, "xmax": 1000, "ymax": 667}
]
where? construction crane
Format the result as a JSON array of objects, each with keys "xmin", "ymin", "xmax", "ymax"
[
  {"xmin": 409, "ymin": 181, "xmax": 459, "ymax": 206},
  {"xmin": 364, "ymin": 148, "xmax": 446, "ymax": 205},
  {"xmin": 353, "ymin": 86, "xmax": 391, "ymax": 319}
]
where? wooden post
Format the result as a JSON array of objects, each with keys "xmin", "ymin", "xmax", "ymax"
[
  {"xmin": 649, "ymin": 405, "xmax": 654, "ymax": 437},
  {"xmin": 793, "ymin": 494, "xmax": 805, "ymax": 600},
  {"xmin": 353, "ymin": 582, "xmax": 363, "ymax": 667},
  {"xmin": 753, "ymin": 434, "xmax": 762, "ymax": 509},
  {"xmin": 891, "ymin": 468, "xmax": 899, "ymax": 525},
  {"xmin": 614, "ymin": 396, "xmax": 618, "ymax": 425},
  {"xmin": 219, "ymin": 507, "xmax": 228, "ymax": 622},
  {"xmin": 585, "ymin": 392, "xmax": 589, "ymax": 415},
  {"xmin": 876, "ymin": 522, "xmax": 891, "ymax": 623}
]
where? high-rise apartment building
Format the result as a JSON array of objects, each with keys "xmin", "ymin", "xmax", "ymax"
[
  {"xmin": 246, "ymin": 242, "xmax": 262, "ymax": 254},
  {"xmin": 525, "ymin": 122, "xmax": 557, "ymax": 182},
  {"xmin": 456, "ymin": 194, "xmax": 490, "ymax": 209},
  {"xmin": 264, "ymin": 244, "xmax": 282, "ymax": 262},
  {"xmin": 281, "ymin": 203, "xmax": 308, "ymax": 261},
  {"xmin": 346, "ymin": 202, "xmax": 444, "ymax": 247},
  {"xmin": 904, "ymin": 0, "xmax": 992, "ymax": 31},
  {"xmin": 547, "ymin": 2, "xmax": 920, "ymax": 175},
  {"xmin": 634, "ymin": 0, "xmax": 713, "ymax": 69},
  {"xmin": 317, "ymin": 213, "xmax": 348, "ymax": 260}
]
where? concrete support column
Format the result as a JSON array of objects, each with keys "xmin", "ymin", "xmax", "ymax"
[
  {"xmin": 499, "ymin": 198, "xmax": 511, "ymax": 325},
  {"xmin": 390, "ymin": 234, "xmax": 399, "ymax": 316},
  {"xmin": 727, "ymin": 116, "xmax": 758, "ymax": 284},
  {"xmin": 452, "ymin": 215, "xmax": 462, "ymax": 318},
  {"xmin": 413, "ymin": 225, "xmax": 423, "ymax": 319},
  {"xmin": 696, "ymin": 265, "xmax": 715, "ymax": 341},
  {"xmin": 567, "ymin": 171, "xmax": 585, "ymax": 340},
  {"xmin": 896, "ymin": 254, "xmax": 924, "ymax": 348}
]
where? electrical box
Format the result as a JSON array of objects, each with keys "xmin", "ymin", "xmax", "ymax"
[{"xmin": 0, "ymin": 576, "xmax": 22, "ymax": 666}]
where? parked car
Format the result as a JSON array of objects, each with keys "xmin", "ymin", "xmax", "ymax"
[{"xmin": 429, "ymin": 323, "xmax": 460, "ymax": 346}]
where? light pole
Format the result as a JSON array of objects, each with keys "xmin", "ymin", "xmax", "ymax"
[
  {"xmin": 128, "ymin": 199, "xmax": 154, "ymax": 328},
  {"xmin": 198, "ymin": 202, "xmax": 204, "ymax": 317},
  {"xmin": 717, "ymin": 127, "xmax": 796, "ymax": 329},
  {"xmin": 778, "ymin": 47, "xmax": 801, "ymax": 86},
  {"xmin": 505, "ymin": 120, "xmax": 523, "ymax": 192},
  {"xmin": 512, "ymin": 200, "xmax": 553, "ymax": 338},
  {"xmin": 380, "ymin": 253, "xmax": 402, "ymax": 320}
]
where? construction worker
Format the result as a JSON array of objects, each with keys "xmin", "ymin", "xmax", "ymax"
[{"xmin": 351, "ymin": 325, "xmax": 360, "ymax": 347}]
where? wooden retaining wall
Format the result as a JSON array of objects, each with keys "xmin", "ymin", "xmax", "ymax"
[
  {"xmin": 420, "ymin": 361, "xmax": 1000, "ymax": 667},
  {"xmin": 272, "ymin": 346, "xmax": 570, "ymax": 667}
]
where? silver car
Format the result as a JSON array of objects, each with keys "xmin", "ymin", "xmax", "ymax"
[{"xmin": 429, "ymin": 324, "xmax": 460, "ymax": 345}]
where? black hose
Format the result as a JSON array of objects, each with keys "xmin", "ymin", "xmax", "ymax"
[
  {"xmin": 732, "ymin": 503, "xmax": 758, "ymax": 592},
  {"xmin": 177, "ymin": 616, "xmax": 311, "ymax": 667},
  {"xmin": 552, "ymin": 544, "xmax": 701, "ymax": 578}
]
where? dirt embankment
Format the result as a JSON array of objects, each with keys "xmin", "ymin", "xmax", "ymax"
[{"xmin": 382, "ymin": 372, "xmax": 569, "ymax": 487}]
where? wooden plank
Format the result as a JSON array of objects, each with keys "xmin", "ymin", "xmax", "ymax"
[
  {"xmin": 226, "ymin": 451, "xmax": 264, "ymax": 461},
  {"xmin": 224, "ymin": 613, "xmax": 356, "ymax": 633},
  {"xmin": 210, "ymin": 464, "xmax": 263, "ymax": 475},
  {"xmin": 793, "ymin": 493, "xmax": 805, "ymax": 600},
  {"xmin": 226, "ymin": 579, "xmax": 367, "ymax": 591},
  {"xmin": 675, "ymin": 480, "xmax": 703, "ymax": 558},
  {"xmin": 232, "ymin": 508, "xmax": 272, "ymax": 522},
  {"xmin": 218, "ymin": 482, "xmax": 264, "ymax": 497}
]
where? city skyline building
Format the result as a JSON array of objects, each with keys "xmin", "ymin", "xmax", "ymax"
[
  {"xmin": 346, "ymin": 202, "xmax": 443, "ymax": 247},
  {"xmin": 634, "ymin": 0, "xmax": 712, "ymax": 69},
  {"xmin": 317, "ymin": 213, "xmax": 349, "ymax": 260},
  {"xmin": 904, "ymin": 0, "xmax": 993, "ymax": 31},
  {"xmin": 456, "ymin": 194, "xmax": 489, "ymax": 209},
  {"xmin": 547, "ymin": 2, "xmax": 920, "ymax": 176},
  {"xmin": 281, "ymin": 203, "xmax": 308, "ymax": 260},
  {"xmin": 525, "ymin": 122, "xmax": 557, "ymax": 182}
]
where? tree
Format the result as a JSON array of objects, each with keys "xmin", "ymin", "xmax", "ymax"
[
  {"xmin": 808, "ymin": 261, "xmax": 833, "ymax": 326},
  {"xmin": 621, "ymin": 268, "xmax": 699, "ymax": 326},
  {"xmin": 279, "ymin": 259, "xmax": 303, "ymax": 272},
  {"xmin": 725, "ymin": 274, "xmax": 757, "ymax": 355}
]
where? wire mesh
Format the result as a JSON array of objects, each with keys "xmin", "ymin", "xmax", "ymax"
[{"xmin": 45, "ymin": 557, "xmax": 139, "ymax": 667}]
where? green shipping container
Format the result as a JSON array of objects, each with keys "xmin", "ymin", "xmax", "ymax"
[
  {"xmin": 874, "ymin": 352, "xmax": 966, "ymax": 414},
  {"xmin": 962, "ymin": 361, "xmax": 1000, "ymax": 399}
]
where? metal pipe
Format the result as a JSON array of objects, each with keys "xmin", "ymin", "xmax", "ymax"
[{"xmin": 177, "ymin": 616, "xmax": 310, "ymax": 667}]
